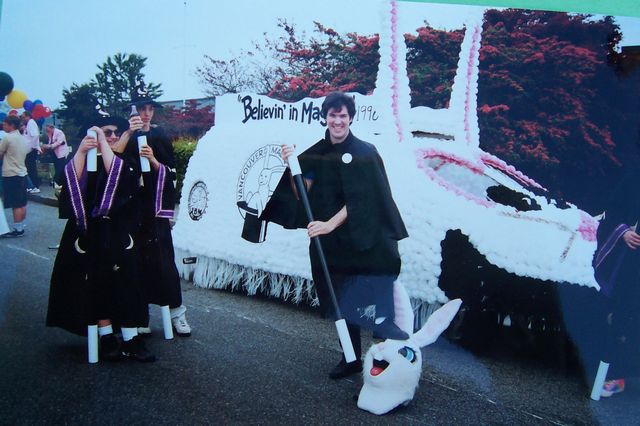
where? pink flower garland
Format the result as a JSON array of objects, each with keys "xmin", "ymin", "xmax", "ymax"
[
  {"xmin": 415, "ymin": 148, "xmax": 495, "ymax": 208},
  {"xmin": 577, "ymin": 212, "xmax": 598, "ymax": 242},
  {"xmin": 463, "ymin": 25, "xmax": 481, "ymax": 147},
  {"xmin": 479, "ymin": 153, "xmax": 546, "ymax": 191},
  {"xmin": 390, "ymin": 0, "xmax": 403, "ymax": 142}
]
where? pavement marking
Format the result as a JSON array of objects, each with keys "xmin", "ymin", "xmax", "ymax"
[{"xmin": 4, "ymin": 244, "xmax": 50, "ymax": 261}]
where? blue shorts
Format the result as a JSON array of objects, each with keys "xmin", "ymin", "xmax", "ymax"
[{"xmin": 2, "ymin": 176, "xmax": 27, "ymax": 208}]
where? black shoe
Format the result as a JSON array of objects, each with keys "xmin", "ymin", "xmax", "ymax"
[
  {"xmin": 374, "ymin": 319, "xmax": 410, "ymax": 340},
  {"xmin": 121, "ymin": 335, "xmax": 156, "ymax": 362},
  {"xmin": 0, "ymin": 229, "xmax": 24, "ymax": 238},
  {"xmin": 99, "ymin": 334, "xmax": 122, "ymax": 362},
  {"xmin": 329, "ymin": 359, "xmax": 363, "ymax": 380}
]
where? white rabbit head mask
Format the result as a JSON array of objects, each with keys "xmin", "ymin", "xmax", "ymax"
[{"xmin": 357, "ymin": 282, "xmax": 462, "ymax": 415}]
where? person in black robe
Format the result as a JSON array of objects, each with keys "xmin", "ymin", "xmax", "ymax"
[
  {"xmin": 592, "ymin": 169, "xmax": 640, "ymax": 396},
  {"xmin": 117, "ymin": 84, "xmax": 191, "ymax": 337},
  {"xmin": 46, "ymin": 115, "xmax": 155, "ymax": 362},
  {"xmin": 261, "ymin": 92, "xmax": 409, "ymax": 379}
]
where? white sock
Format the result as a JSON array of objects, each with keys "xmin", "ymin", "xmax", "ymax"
[
  {"xmin": 13, "ymin": 222, "xmax": 25, "ymax": 232},
  {"xmin": 98, "ymin": 325, "xmax": 113, "ymax": 337},
  {"xmin": 170, "ymin": 305, "xmax": 186, "ymax": 319},
  {"xmin": 375, "ymin": 317, "xmax": 386, "ymax": 325},
  {"xmin": 121, "ymin": 327, "xmax": 138, "ymax": 342}
]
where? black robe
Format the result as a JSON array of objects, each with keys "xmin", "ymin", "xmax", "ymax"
[
  {"xmin": 46, "ymin": 154, "xmax": 148, "ymax": 336},
  {"xmin": 262, "ymin": 130, "xmax": 408, "ymax": 324},
  {"xmin": 592, "ymin": 171, "xmax": 640, "ymax": 377},
  {"xmin": 126, "ymin": 126, "xmax": 182, "ymax": 308}
]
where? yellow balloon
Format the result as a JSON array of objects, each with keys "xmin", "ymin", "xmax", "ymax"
[{"xmin": 7, "ymin": 89, "xmax": 28, "ymax": 109}]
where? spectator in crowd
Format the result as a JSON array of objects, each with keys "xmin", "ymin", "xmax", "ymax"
[
  {"xmin": 0, "ymin": 115, "xmax": 30, "ymax": 237},
  {"xmin": 21, "ymin": 110, "xmax": 41, "ymax": 193},
  {"xmin": 43, "ymin": 124, "xmax": 70, "ymax": 181}
]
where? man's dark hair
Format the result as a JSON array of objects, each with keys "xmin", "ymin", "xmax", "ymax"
[
  {"xmin": 22, "ymin": 110, "xmax": 32, "ymax": 118},
  {"xmin": 3, "ymin": 115, "xmax": 21, "ymax": 130},
  {"xmin": 320, "ymin": 92, "xmax": 356, "ymax": 120}
]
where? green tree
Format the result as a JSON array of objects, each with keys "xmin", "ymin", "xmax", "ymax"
[
  {"xmin": 57, "ymin": 82, "xmax": 98, "ymax": 141},
  {"xmin": 58, "ymin": 53, "xmax": 162, "ymax": 141},
  {"xmin": 93, "ymin": 53, "xmax": 162, "ymax": 117}
]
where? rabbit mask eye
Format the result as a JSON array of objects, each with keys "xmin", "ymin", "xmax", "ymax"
[{"xmin": 398, "ymin": 346, "xmax": 417, "ymax": 363}]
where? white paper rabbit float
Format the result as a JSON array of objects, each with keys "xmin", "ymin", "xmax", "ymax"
[{"xmin": 357, "ymin": 282, "xmax": 462, "ymax": 415}]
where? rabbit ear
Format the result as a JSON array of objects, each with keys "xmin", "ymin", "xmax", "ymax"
[
  {"xmin": 412, "ymin": 299, "xmax": 462, "ymax": 348},
  {"xmin": 392, "ymin": 281, "xmax": 414, "ymax": 334}
]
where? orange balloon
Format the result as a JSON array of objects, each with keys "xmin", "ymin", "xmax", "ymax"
[{"xmin": 6, "ymin": 89, "xmax": 28, "ymax": 109}]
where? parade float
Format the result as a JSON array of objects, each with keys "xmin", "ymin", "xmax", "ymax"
[{"xmin": 172, "ymin": 0, "xmax": 602, "ymax": 335}]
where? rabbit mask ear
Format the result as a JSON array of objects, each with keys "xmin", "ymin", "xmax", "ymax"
[
  {"xmin": 412, "ymin": 299, "xmax": 462, "ymax": 348},
  {"xmin": 392, "ymin": 281, "xmax": 414, "ymax": 334}
]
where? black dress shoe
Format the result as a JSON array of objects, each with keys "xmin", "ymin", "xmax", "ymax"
[
  {"xmin": 374, "ymin": 319, "xmax": 410, "ymax": 340},
  {"xmin": 99, "ymin": 334, "xmax": 122, "ymax": 362},
  {"xmin": 121, "ymin": 335, "xmax": 156, "ymax": 362},
  {"xmin": 329, "ymin": 359, "xmax": 363, "ymax": 380}
]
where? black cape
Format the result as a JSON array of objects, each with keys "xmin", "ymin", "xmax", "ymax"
[
  {"xmin": 125, "ymin": 125, "xmax": 182, "ymax": 308},
  {"xmin": 46, "ymin": 154, "xmax": 148, "ymax": 336},
  {"xmin": 261, "ymin": 131, "xmax": 408, "ymax": 320},
  {"xmin": 262, "ymin": 130, "xmax": 408, "ymax": 251}
]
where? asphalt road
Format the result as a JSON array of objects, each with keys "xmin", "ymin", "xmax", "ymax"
[{"xmin": 1, "ymin": 200, "xmax": 639, "ymax": 425}]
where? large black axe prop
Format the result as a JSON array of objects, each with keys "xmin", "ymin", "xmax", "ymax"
[{"xmin": 287, "ymin": 150, "xmax": 357, "ymax": 363}]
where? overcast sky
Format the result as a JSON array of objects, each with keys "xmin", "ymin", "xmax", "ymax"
[{"xmin": 0, "ymin": 0, "xmax": 638, "ymax": 109}]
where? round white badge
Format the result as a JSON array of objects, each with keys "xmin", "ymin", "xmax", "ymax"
[{"xmin": 342, "ymin": 153, "xmax": 353, "ymax": 164}]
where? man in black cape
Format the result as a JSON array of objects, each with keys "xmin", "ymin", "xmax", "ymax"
[
  {"xmin": 261, "ymin": 92, "xmax": 409, "ymax": 379},
  {"xmin": 591, "ymin": 169, "xmax": 640, "ymax": 396}
]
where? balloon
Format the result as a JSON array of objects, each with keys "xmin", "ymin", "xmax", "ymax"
[
  {"xmin": 6, "ymin": 89, "xmax": 28, "ymax": 109},
  {"xmin": 33, "ymin": 99, "xmax": 43, "ymax": 105},
  {"xmin": 43, "ymin": 107, "xmax": 52, "ymax": 118},
  {"xmin": 0, "ymin": 96, "xmax": 4, "ymax": 102},
  {"xmin": 23, "ymin": 100, "xmax": 34, "ymax": 111},
  {"xmin": 32, "ymin": 104, "xmax": 45, "ymax": 119},
  {"xmin": 0, "ymin": 112, "xmax": 6, "ymax": 121},
  {"xmin": 36, "ymin": 118, "xmax": 45, "ymax": 127},
  {"xmin": 0, "ymin": 72, "xmax": 14, "ymax": 97},
  {"xmin": 8, "ymin": 109, "xmax": 18, "ymax": 116}
]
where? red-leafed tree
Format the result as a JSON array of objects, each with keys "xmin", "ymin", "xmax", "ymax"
[
  {"xmin": 154, "ymin": 99, "xmax": 215, "ymax": 141},
  {"xmin": 405, "ymin": 26, "xmax": 465, "ymax": 108},
  {"xmin": 197, "ymin": 20, "xmax": 379, "ymax": 101},
  {"xmin": 478, "ymin": 10, "xmax": 639, "ymax": 212},
  {"xmin": 267, "ymin": 21, "xmax": 380, "ymax": 101}
]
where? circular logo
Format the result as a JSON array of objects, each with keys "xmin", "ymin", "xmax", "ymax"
[
  {"xmin": 236, "ymin": 144, "xmax": 287, "ymax": 218},
  {"xmin": 187, "ymin": 181, "xmax": 208, "ymax": 221},
  {"xmin": 342, "ymin": 153, "xmax": 353, "ymax": 164}
]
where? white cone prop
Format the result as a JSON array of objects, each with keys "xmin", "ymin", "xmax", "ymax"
[
  {"xmin": 336, "ymin": 319, "xmax": 357, "ymax": 363},
  {"xmin": 138, "ymin": 135, "xmax": 151, "ymax": 172},
  {"xmin": 161, "ymin": 305, "xmax": 174, "ymax": 339},
  {"xmin": 590, "ymin": 360, "xmax": 610, "ymax": 401},
  {"xmin": 87, "ymin": 324, "xmax": 98, "ymax": 364},
  {"xmin": 86, "ymin": 130, "xmax": 97, "ymax": 172}
]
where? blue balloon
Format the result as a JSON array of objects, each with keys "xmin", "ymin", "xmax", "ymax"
[
  {"xmin": 36, "ymin": 117, "xmax": 45, "ymax": 126},
  {"xmin": 0, "ymin": 112, "xmax": 6, "ymax": 120},
  {"xmin": 33, "ymin": 99, "xmax": 43, "ymax": 105},
  {"xmin": 23, "ymin": 100, "xmax": 34, "ymax": 111}
]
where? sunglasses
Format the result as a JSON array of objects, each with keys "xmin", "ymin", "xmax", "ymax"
[{"xmin": 103, "ymin": 129, "xmax": 122, "ymax": 137}]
